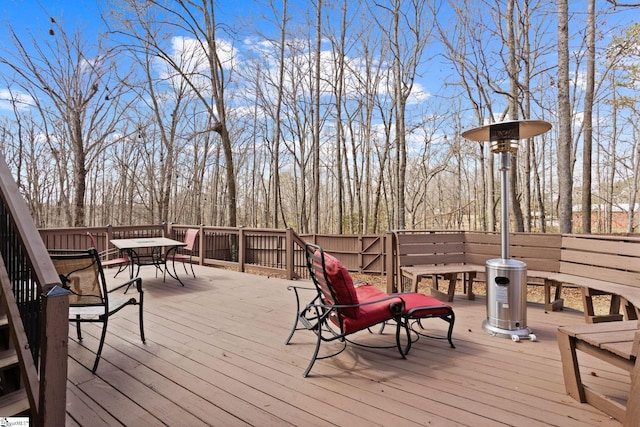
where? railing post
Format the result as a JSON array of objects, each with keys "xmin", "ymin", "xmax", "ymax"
[
  {"xmin": 385, "ymin": 231, "xmax": 396, "ymax": 293},
  {"xmin": 37, "ymin": 285, "xmax": 69, "ymax": 427},
  {"xmin": 285, "ymin": 227, "xmax": 294, "ymax": 280},
  {"xmin": 358, "ymin": 235, "xmax": 364, "ymax": 274},
  {"xmin": 238, "ymin": 226, "xmax": 245, "ymax": 272},
  {"xmin": 106, "ymin": 224, "xmax": 114, "ymax": 250},
  {"xmin": 198, "ymin": 224, "xmax": 204, "ymax": 266}
]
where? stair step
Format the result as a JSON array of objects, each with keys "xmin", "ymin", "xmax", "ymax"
[
  {"xmin": 0, "ymin": 388, "xmax": 30, "ymax": 416},
  {"xmin": 0, "ymin": 348, "xmax": 18, "ymax": 370}
]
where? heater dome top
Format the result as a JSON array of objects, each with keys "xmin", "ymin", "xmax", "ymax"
[{"xmin": 461, "ymin": 119, "xmax": 551, "ymax": 143}]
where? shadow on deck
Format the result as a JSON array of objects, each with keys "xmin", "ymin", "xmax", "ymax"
[{"xmin": 65, "ymin": 265, "xmax": 625, "ymax": 426}]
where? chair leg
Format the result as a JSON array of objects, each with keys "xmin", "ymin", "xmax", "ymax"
[
  {"xmin": 445, "ymin": 311, "xmax": 456, "ymax": 348},
  {"xmin": 182, "ymin": 261, "xmax": 189, "ymax": 276},
  {"xmin": 285, "ymin": 287, "xmax": 303, "ymax": 345},
  {"xmin": 75, "ymin": 315, "xmax": 82, "ymax": 340},
  {"xmin": 188, "ymin": 259, "xmax": 196, "ymax": 278},
  {"xmin": 92, "ymin": 318, "xmax": 109, "ymax": 374},
  {"xmin": 138, "ymin": 298, "xmax": 145, "ymax": 343},
  {"xmin": 395, "ymin": 317, "xmax": 410, "ymax": 357},
  {"xmin": 113, "ymin": 263, "xmax": 127, "ymax": 278},
  {"xmin": 303, "ymin": 327, "xmax": 323, "ymax": 378}
]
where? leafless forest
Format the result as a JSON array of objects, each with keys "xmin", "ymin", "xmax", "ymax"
[{"xmin": 0, "ymin": 0, "xmax": 639, "ymax": 234}]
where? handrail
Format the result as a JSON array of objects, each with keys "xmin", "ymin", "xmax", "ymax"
[{"xmin": 0, "ymin": 156, "xmax": 69, "ymax": 426}]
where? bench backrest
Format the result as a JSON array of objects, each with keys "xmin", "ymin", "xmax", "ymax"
[
  {"xmin": 559, "ymin": 234, "xmax": 640, "ymax": 289},
  {"xmin": 395, "ymin": 231, "xmax": 466, "ymax": 267},
  {"xmin": 464, "ymin": 232, "xmax": 561, "ymax": 272},
  {"xmin": 395, "ymin": 231, "xmax": 560, "ymax": 272}
]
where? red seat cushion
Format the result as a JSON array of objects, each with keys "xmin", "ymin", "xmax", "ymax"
[
  {"xmin": 399, "ymin": 293, "xmax": 452, "ymax": 317},
  {"xmin": 341, "ymin": 284, "xmax": 402, "ymax": 333},
  {"xmin": 318, "ymin": 251, "xmax": 360, "ymax": 318}
]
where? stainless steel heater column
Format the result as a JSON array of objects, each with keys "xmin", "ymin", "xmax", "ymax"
[{"xmin": 462, "ymin": 120, "xmax": 551, "ymax": 341}]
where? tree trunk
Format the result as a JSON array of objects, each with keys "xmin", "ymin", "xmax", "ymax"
[
  {"xmin": 582, "ymin": 0, "xmax": 596, "ymax": 233},
  {"xmin": 557, "ymin": 0, "xmax": 573, "ymax": 233}
]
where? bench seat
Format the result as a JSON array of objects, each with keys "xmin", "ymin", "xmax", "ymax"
[
  {"xmin": 547, "ymin": 273, "xmax": 640, "ymax": 323},
  {"xmin": 403, "ymin": 264, "xmax": 558, "ymax": 304},
  {"xmin": 400, "ymin": 264, "xmax": 483, "ymax": 301}
]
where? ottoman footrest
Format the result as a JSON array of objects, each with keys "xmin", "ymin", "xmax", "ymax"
[{"xmin": 396, "ymin": 292, "xmax": 456, "ymax": 354}]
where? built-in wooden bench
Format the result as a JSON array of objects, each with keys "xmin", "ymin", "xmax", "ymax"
[
  {"xmin": 389, "ymin": 231, "xmax": 640, "ymax": 323},
  {"xmin": 389, "ymin": 231, "xmax": 560, "ymax": 303},
  {"xmin": 545, "ymin": 235, "xmax": 640, "ymax": 323},
  {"xmin": 558, "ymin": 321, "xmax": 640, "ymax": 425},
  {"xmin": 391, "ymin": 231, "xmax": 479, "ymax": 301}
]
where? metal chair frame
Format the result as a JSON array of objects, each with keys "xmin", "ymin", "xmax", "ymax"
[
  {"xmin": 286, "ymin": 243, "xmax": 456, "ymax": 377},
  {"xmin": 164, "ymin": 229, "xmax": 199, "ymax": 283},
  {"xmin": 285, "ymin": 243, "xmax": 411, "ymax": 377},
  {"xmin": 50, "ymin": 248, "xmax": 144, "ymax": 373}
]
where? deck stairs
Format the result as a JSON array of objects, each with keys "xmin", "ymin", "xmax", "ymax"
[{"xmin": 0, "ymin": 304, "xmax": 31, "ymax": 417}]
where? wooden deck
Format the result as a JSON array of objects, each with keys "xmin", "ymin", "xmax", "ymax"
[{"xmin": 65, "ymin": 265, "xmax": 628, "ymax": 426}]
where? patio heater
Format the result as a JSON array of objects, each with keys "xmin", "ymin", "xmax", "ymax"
[{"xmin": 462, "ymin": 120, "xmax": 551, "ymax": 341}]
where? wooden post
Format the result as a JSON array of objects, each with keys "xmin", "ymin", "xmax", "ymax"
[
  {"xmin": 238, "ymin": 226, "xmax": 245, "ymax": 272},
  {"xmin": 556, "ymin": 329, "xmax": 586, "ymax": 403},
  {"xmin": 625, "ymin": 331, "xmax": 640, "ymax": 427},
  {"xmin": 285, "ymin": 228, "xmax": 294, "ymax": 280},
  {"xmin": 385, "ymin": 231, "xmax": 395, "ymax": 294},
  {"xmin": 37, "ymin": 285, "xmax": 69, "ymax": 427},
  {"xmin": 198, "ymin": 225, "xmax": 204, "ymax": 266}
]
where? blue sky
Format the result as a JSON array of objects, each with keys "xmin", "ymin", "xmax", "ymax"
[
  {"xmin": 1, "ymin": 0, "xmax": 638, "ymax": 121},
  {"xmin": 2, "ymin": 0, "xmax": 100, "ymax": 33}
]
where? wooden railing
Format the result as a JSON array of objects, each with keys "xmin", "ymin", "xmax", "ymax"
[
  {"xmin": 40, "ymin": 225, "xmax": 338, "ymax": 281},
  {"xmin": 0, "ymin": 157, "xmax": 69, "ymax": 426},
  {"xmin": 39, "ymin": 226, "xmax": 394, "ymax": 283}
]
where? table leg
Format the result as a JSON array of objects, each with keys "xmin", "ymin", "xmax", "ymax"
[
  {"xmin": 164, "ymin": 246, "xmax": 185, "ymax": 286},
  {"xmin": 126, "ymin": 249, "xmax": 140, "ymax": 279}
]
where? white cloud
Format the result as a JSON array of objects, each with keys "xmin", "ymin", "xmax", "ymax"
[
  {"xmin": 153, "ymin": 35, "xmax": 239, "ymax": 97},
  {"xmin": 0, "ymin": 89, "xmax": 34, "ymax": 111}
]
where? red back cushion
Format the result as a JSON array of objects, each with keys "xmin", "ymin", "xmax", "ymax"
[{"xmin": 317, "ymin": 251, "xmax": 360, "ymax": 318}]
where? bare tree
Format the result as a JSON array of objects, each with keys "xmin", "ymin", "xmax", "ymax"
[
  {"xmin": 1, "ymin": 24, "xmax": 130, "ymax": 227},
  {"xmin": 580, "ymin": 0, "xmax": 596, "ymax": 233},
  {"xmin": 372, "ymin": 0, "xmax": 431, "ymax": 229},
  {"xmin": 111, "ymin": 0, "xmax": 239, "ymax": 226},
  {"xmin": 557, "ymin": 0, "xmax": 573, "ymax": 233}
]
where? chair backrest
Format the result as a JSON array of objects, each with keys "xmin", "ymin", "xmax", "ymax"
[
  {"xmin": 305, "ymin": 243, "xmax": 360, "ymax": 319},
  {"xmin": 183, "ymin": 229, "xmax": 199, "ymax": 251},
  {"xmin": 86, "ymin": 232, "xmax": 99, "ymax": 250},
  {"xmin": 50, "ymin": 249, "xmax": 107, "ymax": 307}
]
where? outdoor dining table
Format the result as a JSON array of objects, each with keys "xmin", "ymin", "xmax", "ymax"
[{"xmin": 110, "ymin": 237, "xmax": 187, "ymax": 285}]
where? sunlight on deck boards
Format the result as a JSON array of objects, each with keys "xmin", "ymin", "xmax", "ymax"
[{"xmin": 64, "ymin": 265, "xmax": 625, "ymax": 426}]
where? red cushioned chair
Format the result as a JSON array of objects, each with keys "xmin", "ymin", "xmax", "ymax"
[
  {"xmin": 86, "ymin": 232, "xmax": 131, "ymax": 278},
  {"xmin": 164, "ymin": 228, "xmax": 199, "ymax": 283},
  {"xmin": 285, "ymin": 243, "xmax": 455, "ymax": 377}
]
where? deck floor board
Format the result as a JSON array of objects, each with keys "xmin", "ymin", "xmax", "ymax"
[{"xmin": 65, "ymin": 265, "xmax": 626, "ymax": 426}]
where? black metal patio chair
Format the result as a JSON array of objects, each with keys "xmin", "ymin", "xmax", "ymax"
[{"xmin": 49, "ymin": 248, "xmax": 145, "ymax": 373}]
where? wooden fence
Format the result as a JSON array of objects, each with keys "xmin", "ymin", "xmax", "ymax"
[{"xmin": 39, "ymin": 225, "xmax": 392, "ymax": 281}]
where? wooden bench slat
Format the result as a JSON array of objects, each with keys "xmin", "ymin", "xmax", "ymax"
[
  {"xmin": 398, "ymin": 242, "xmax": 465, "ymax": 255},
  {"xmin": 399, "ymin": 253, "xmax": 465, "ymax": 266},
  {"xmin": 558, "ymin": 320, "xmax": 637, "ymax": 336},
  {"xmin": 601, "ymin": 341, "xmax": 635, "ymax": 360},
  {"xmin": 563, "ymin": 235, "xmax": 640, "ymax": 257}
]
